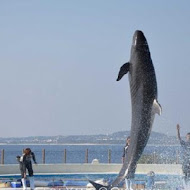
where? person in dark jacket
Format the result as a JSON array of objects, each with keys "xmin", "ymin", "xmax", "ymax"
[
  {"xmin": 122, "ymin": 136, "xmax": 131, "ymax": 163},
  {"xmin": 122, "ymin": 137, "xmax": 133, "ymax": 190},
  {"xmin": 17, "ymin": 148, "xmax": 37, "ymax": 190}
]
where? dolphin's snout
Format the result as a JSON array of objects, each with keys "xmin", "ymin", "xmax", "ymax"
[{"xmin": 133, "ymin": 30, "xmax": 148, "ymax": 47}]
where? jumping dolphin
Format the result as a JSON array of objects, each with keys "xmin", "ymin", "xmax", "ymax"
[{"xmin": 90, "ymin": 30, "xmax": 161, "ymax": 189}]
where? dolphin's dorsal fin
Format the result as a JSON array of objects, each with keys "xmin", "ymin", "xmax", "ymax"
[
  {"xmin": 153, "ymin": 99, "xmax": 162, "ymax": 115},
  {"xmin": 116, "ymin": 62, "xmax": 130, "ymax": 81}
]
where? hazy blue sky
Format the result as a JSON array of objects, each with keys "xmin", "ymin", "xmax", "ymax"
[{"xmin": 0, "ymin": 1, "xmax": 190, "ymax": 137}]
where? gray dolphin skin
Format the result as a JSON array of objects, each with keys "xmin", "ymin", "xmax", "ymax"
[{"xmin": 90, "ymin": 30, "xmax": 161, "ymax": 190}]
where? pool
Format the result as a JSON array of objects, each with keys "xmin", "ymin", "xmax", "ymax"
[{"xmin": 0, "ymin": 173, "xmax": 186, "ymax": 189}]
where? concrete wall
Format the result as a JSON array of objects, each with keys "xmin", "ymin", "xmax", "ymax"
[{"xmin": 0, "ymin": 163, "xmax": 183, "ymax": 175}]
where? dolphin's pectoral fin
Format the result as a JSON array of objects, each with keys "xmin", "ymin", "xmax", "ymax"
[
  {"xmin": 153, "ymin": 99, "xmax": 162, "ymax": 115},
  {"xmin": 116, "ymin": 62, "xmax": 130, "ymax": 81}
]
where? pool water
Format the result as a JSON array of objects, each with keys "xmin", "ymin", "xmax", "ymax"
[{"xmin": 0, "ymin": 173, "xmax": 186, "ymax": 189}]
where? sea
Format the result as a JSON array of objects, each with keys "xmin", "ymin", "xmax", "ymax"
[{"xmin": 0, "ymin": 144, "xmax": 183, "ymax": 164}]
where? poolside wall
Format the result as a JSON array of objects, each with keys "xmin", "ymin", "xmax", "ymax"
[{"xmin": 0, "ymin": 163, "xmax": 183, "ymax": 175}]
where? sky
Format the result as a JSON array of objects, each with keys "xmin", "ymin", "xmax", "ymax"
[{"xmin": 0, "ymin": 1, "xmax": 190, "ymax": 137}]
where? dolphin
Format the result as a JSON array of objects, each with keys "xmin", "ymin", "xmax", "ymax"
[{"xmin": 90, "ymin": 30, "xmax": 161, "ymax": 190}]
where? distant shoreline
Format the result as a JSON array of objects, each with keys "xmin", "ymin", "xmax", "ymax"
[{"xmin": 0, "ymin": 130, "xmax": 181, "ymax": 146}]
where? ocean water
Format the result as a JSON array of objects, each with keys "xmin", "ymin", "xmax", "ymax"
[{"xmin": 0, "ymin": 144, "xmax": 183, "ymax": 164}]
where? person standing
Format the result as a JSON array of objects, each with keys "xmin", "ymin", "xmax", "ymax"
[
  {"xmin": 122, "ymin": 136, "xmax": 131, "ymax": 163},
  {"xmin": 17, "ymin": 148, "xmax": 37, "ymax": 190},
  {"xmin": 176, "ymin": 124, "xmax": 190, "ymax": 184},
  {"xmin": 146, "ymin": 171, "xmax": 155, "ymax": 190},
  {"xmin": 122, "ymin": 137, "xmax": 133, "ymax": 190}
]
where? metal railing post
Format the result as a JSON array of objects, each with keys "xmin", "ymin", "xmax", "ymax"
[
  {"xmin": 42, "ymin": 149, "xmax": 45, "ymax": 164},
  {"xmin": 176, "ymin": 149, "xmax": 179, "ymax": 164},
  {"xmin": 85, "ymin": 149, "xmax": 88, "ymax": 163},
  {"xmin": 1, "ymin": 149, "xmax": 4, "ymax": 165},
  {"xmin": 153, "ymin": 151, "xmax": 156, "ymax": 164},
  {"xmin": 64, "ymin": 149, "xmax": 67, "ymax": 163},
  {"xmin": 108, "ymin": 149, "xmax": 111, "ymax": 163}
]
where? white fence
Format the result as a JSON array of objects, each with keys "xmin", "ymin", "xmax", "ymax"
[{"xmin": 0, "ymin": 163, "xmax": 183, "ymax": 175}]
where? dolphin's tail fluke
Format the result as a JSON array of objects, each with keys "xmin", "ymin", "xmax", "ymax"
[{"xmin": 88, "ymin": 180, "xmax": 109, "ymax": 190}]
